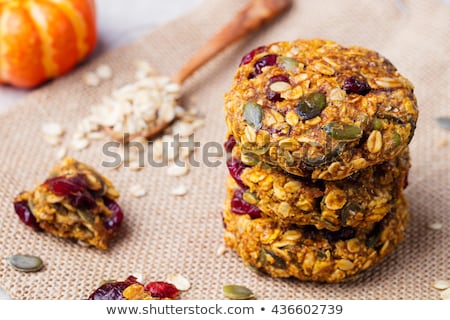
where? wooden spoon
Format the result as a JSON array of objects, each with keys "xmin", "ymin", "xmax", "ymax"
[{"xmin": 105, "ymin": 0, "xmax": 293, "ymax": 141}]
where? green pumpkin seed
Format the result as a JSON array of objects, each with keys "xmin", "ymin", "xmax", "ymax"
[
  {"xmin": 373, "ymin": 118, "xmax": 383, "ymax": 130},
  {"xmin": 243, "ymin": 190, "xmax": 259, "ymax": 205},
  {"xmin": 277, "ymin": 56, "xmax": 300, "ymax": 71},
  {"xmin": 77, "ymin": 209, "xmax": 95, "ymax": 223},
  {"xmin": 241, "ymin": 144, "xmax": 270, "ymax": 155},
  {"xmin": 223, "ymin": 284, "xmax": 255, "ymax": 300},
  {"xmin": 323, "ymin": 122, "xmax": 362, "ymax": 141},
  {"xmin": 296, "ymin": 92, "xmax": 326, "ymax": 120},
  {"xmin": 243, "ymin": 102, "xmax": 264, "ymax": 129},
  {"xmin": 317, "ymin": 251, "xmax": 327, "ymax": 259},
  {"xmin": 392, "ymin": 132, "xmax": 402, "ymax": 147},
  {"xmin": 6, "ymin": 254, "xmax": 43, "ymax": 272},
  {"xmin": 303, "ymin": 154, "xmax": 327, "ymax": 167},
  {"xmin": 259, "ymin": 249, "xmax": 287, "ymax": 269},
  {"xmin": 437, "ymin": 117, "xmax": 450, "ymax": 130},
  {"xmin": 340, "ymin": 203, "xmax": 360, "ymax": 225}
]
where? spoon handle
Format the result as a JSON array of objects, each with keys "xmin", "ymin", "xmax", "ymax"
[{"xmin": 172, "ymin": 0, "xmax": 293, "ymax": 84}]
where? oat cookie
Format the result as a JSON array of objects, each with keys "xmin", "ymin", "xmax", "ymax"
[
  {"xmin": 227, "ymin": 139, "xmax": 410, "ymax": 230},
  {"xmin": 13, "ymin": 158, "xmax": 123, "ymax": 249},
  {"xmin": 224, "ymin": 39, "xmax": 418, "ymax": 180},
  {"xmin": 223, "ymin": 177, "xmax": 409, "ymax": 283}
]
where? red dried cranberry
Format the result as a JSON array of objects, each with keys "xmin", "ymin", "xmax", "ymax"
[
  {"xmin": 342, "ymin": 76, "xmax": 371, "ymax": 95},
  {"xmin": 403, "ymin": 172, "xmax": 409, "ymax": 189},
  {"xmin": 226, "ymin": 158, "xmax": 247, "ymax": 189},
  {"xmin": 253, "ymin": 54, "xmax": 278, "ymax": 76},
  {"xmin": 239, "ymin": 45, "xmax": 267, "ymax": 66},
  {"xmin": 44, "ymin": 174, "xmax": 88, "ymax": 197},
  {"xmin": 266, "ymin": 75, "xmax": 290, "ymax": 102},
  {"xmin": 13, "ymin": 200, "xmax": 41, "ymax": 231},
  {"xmin": 70, "ymin": 191, "xmax": 97, "ymax": 210},
  {"xmin": 223, "ymin": 135, "xmax": 236, "ymax": 153},
  {"xmin": 88, "ymin": 276, "xmax": 137, "ymax": 300},
  {"xmin": 231, "ymin": 189, "xmax": 261, "ymax": 219},
  {"xmin": 103, "ymin": 198, "xmax": 124, "ymax": 231},
  {"xmin": 144, "ymin": 281, "xmax": 179, "ymax": 299},
  {"xmin": 325, "ymin": 227, "xmax": 355, "ymax": 243}
]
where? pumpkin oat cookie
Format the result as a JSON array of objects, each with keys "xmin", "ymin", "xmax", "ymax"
[
  {"xmin": 13, "ymin": 158, "xmax": 123, "ymax": 249},
  {"xmin": 224, "ymin": 39, "xmax": 418, "ymax": 180},
  {"xmin": 228, "ymin": 140, "xmax": 410, "ymax": 231},
  {"xmin": 223, "ymin": 177, "xmax": 409, "ymax": 283}
]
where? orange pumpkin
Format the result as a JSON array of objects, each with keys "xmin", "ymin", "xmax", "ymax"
[{"xmin": 0, "ymin": 0, "xmax": 97, "ymax": 88}]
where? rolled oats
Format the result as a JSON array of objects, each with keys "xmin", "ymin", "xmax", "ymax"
[
  {"xmin": 41, "ymin": 122, "xmax": 65, "ymax": 137},
  {"xmin": 166, "ymin": 162, "xmax": 190, "ymax": 177},
  {"xmin": 129, "ymin": 185, "xmax": 146, "ymax": 198},
  {"xmin": 96, "ymin": 64, "xmax": 112, "ymax": 80},
  {"xmin": 427, "ymin": 222, "xmax": 443, "ymax": 230},
  {"xmin": 165, "ymin": 274, "xmax": 191, "ymax": 291},
  {"xmin": 83, "ymin": 71, "xmax": 100, "ymax": 87},
  {"xmin": 170, "ymin": 185, "xmax": 188, "ymax": 196}
]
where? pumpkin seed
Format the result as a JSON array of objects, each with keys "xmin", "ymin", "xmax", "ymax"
[
  {"xmin": 432, "ymin": 279, "xmax": 450, "ymax": 290},
  {"xmin": 6, "ymin": 254, "xmax": 44, "ymax": 272},
  {"xmin": 436, "ymin": 117, "xmax": 450, "ymax": 130},
  {"xmin": 392, "ymin": 131, "xmax": 402, "ymax": 147},
  {"xmin": 373, "ymin": 118, "xmax": 383, "ymax": 130},
  {"xmin": 323, "ymin": 122, "xmax": 362, "ymax": 141},
  {"xmin": 243, "ymin": 102, "xmax": 263, "ymax": 129},
  {"xmin": 296, "ymin": 92, "xmax": 326, "ymax": 120},
  {"xmin": 77, "ymin": 209, "xmax": 95, "ymax": 223},
  {"xmin": 241, "ymin": 144, "xmax": 270, "ymax": 155},
  {"xmin": 277, "ymin": 56, "xmax": 301, "ymax": 71},
  {"xmin": 243, "ymin": 190, "xmax": 259, "ymax": 205},
  {"xmin": 259, "ymin": 249, "xmax": 287, "ymax": 269},
  {"xmin": 223, "ymin": 284, "xmax": 255, "ymax": 300}
]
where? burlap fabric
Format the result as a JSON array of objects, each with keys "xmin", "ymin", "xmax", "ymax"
[{"xmin": 0, "ymin": 0, "xmax": 449, "ymax": 299}]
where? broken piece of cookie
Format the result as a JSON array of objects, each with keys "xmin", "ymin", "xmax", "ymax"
[{"xmin": 13, "ymin": 158, "xmax": 123, "ymax": 249}]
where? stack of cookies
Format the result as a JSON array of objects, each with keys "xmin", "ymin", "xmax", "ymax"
[{"xmin": 222, "ymin": 39, "xmax": 418, "ymax": 282}]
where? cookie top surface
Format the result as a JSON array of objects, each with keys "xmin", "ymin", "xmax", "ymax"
[{"xmin": 224, "ymin": 39, "xmax": 418, "ymax": 180}]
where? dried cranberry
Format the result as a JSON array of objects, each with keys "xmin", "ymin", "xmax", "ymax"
[
  {"xmin": 13, "ymin": 200, "xmax": 41, "ymax": 230},
  {"xmin": 226, "ymin": 158, "xmax": 247, "ymax": 189},
  {"xmin": 266, "ymin": 75, "xmax": 290, "ymax": 102},
  {"xmin": 342, "ymin": 76, "xmax": 371, "ymax": 95},
  {"xmin": 403, "ymin": 172, "xmax": 409, "ymax": 189},
  {"xmin": 239, "ymin": 45, "xmax": 267, "ymax": 66},
  {"xmin": 44, "ymin": 174, "xmax": 88, "ymax": 197},
  {"xmin": 253, "ymin": 54, "xmax": 278, "ymax": 76},
  {"xmin": 325, "ymin": 227, "xmax": 356, "ymax": 243},
  {"xmin": 103, "ymin": 198, "xmax": 124, "ymax": 231},
  {"xmin": 88, "ymin": 276, "xmax": 137, "ymax": 300},
  {"xmin": 144, "ymin": 281, "xmax": 179, "ymax": 299},
  {"xmin": 231, "ymin": 189, "xmax": 261, "ymax": 219},
  {"xmin": 223, "ymin": 136, "xmax": 236, "ymax": 153},
  {"xmin": 70, "ymin": 191, "xmax": 97, "ymax": 210}
]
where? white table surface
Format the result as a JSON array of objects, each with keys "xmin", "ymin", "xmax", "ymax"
[
  {"xmin": 1, "ymin": 0, "xmax": 449, "ymax": 113},
  {"xmin": 0, "ymin": 0, "xmax": 201, "ymax": 113}
]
